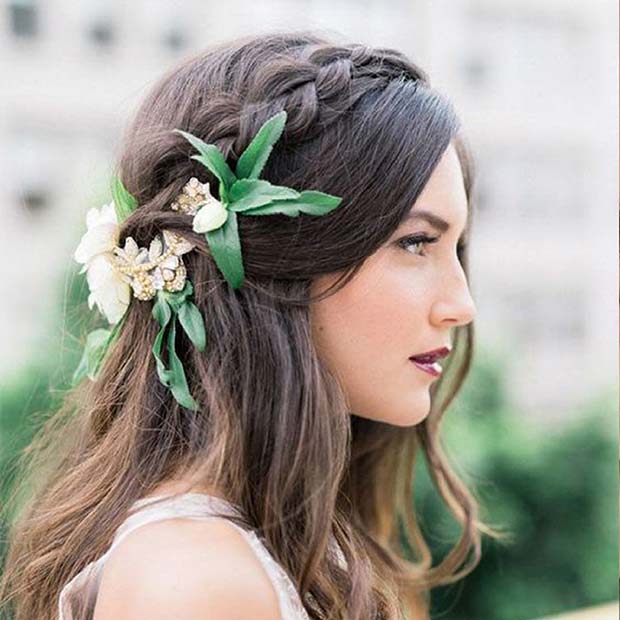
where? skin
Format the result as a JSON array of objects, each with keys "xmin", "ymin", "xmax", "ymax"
[
  {"xmin": 309, "ymin": 142, "xmax": 477, "ymax": 427},
  {"xmin": 94, "ymin": 518, "xmax": 281, "ymax": 620}
]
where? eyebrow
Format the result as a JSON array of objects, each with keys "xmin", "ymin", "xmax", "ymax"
[{"xmin": 403, "ymin": 209, "xmax": 451, "ymax": 233}]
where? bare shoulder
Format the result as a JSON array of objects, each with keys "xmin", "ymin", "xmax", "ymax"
[{"xmin": 93, "ymin": 516, "xmax": 281, "ymax": 620}]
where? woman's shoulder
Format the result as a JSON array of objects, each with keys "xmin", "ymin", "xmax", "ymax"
[{"xmin": 93, "ymin": 515, "xmax": 282, "ymax": 619}]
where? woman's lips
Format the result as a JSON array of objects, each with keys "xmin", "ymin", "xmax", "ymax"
[
  {"xmin": 409, "ymin": 346, "xmax": 450, "ymax": 377},
  {"xmin": 410, "ymin": 346, "xmax": 451, "ymax": 361},
  {"xmin": 410, "ymin": 358, "xmax": 442, "ymax": 377}
]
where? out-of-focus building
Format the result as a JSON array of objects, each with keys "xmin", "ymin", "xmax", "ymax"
[
  {"xmin": 423, "ymin": 0, "xmax": 617, "ymax": 421},
  {"xmin": 0, "ymin": 0, "xmax": 616, "ymax": 424}
]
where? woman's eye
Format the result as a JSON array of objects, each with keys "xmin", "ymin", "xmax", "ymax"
[{"xmin": 398, "ymin": 234, "xmax": 440, "ymax": 256}]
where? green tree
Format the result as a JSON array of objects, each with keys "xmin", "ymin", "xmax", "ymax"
[{"xmin": 418, "ymin": 347, "xmax": 617, "ymax": 620}]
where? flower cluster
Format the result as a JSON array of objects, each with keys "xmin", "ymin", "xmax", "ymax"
[
  {"xmin": 113, "ymin": 230, "xmax": 194, "ymax": 301},
  {"xmin": 72, "ymin": 111, "xmax": 343, "ymax": 410},
  {"xmin": 172, "ymin": 111, "xmax": 343, "ymax": 290},
  {"xmin": 73, "ymin": 202, "xmax": 195, "ymax": 324},
  {"xmin": 171, "ymin": 176, "xmax": 228, "ymax": 233}
]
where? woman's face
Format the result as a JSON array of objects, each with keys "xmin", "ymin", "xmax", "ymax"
[{"xmin": 310, "ymin": 142, "xmax": 476, "ymax": 427}]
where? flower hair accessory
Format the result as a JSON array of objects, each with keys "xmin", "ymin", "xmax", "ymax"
[
  {"xmin": 72, "ymin": 179, "xmax": 206, "ymax": 411},
  {"xmin": 72, "ymin": 110, "xmax": 343, "ymax": 410},
  {"xmin": 173, "ymin": 110, "xmax": 343, "ymax": 289}
]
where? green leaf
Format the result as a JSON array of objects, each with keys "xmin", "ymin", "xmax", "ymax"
[
  {"xmin": 111, "ymin": 176, "xmax": 138, "ymax": 223},
  {"xmin": 235, "ymin": 111, "xmax": 287, "ymax": 180},
  {"xmin": 72, "ymin": 328, "xmax": 110, "ymax": 385},
  {"xmin": 152, "ymin": 294, "xmax": 173, "ymax": 387},
  {"xmin": 72, "ymin": 317, "xmax": 125, "ymax": 385},
  {"xmin": 163, "ymin": 280, "xmax": 194, "ymax": 312},
  {"xmin": 178, "ymin": 301, "xmax": 206, "ymax": 351},
  {"xmin": 242, "ymin": 191, "xmax": 343, "ymax": 217},
  {"xmin": 151, "ymin": 292, "xmax": 200, "ymax": 410},
  {"xmin": 90, "ymin": 323, "xmax": 120, "ymax": 377},
  {"xmin": 152, "ymin": 291, "xmax": 173, "ymax": 327},
  {"xmin": 205, "ymin": 210, "xmax": 245, "ymax": 289},
  {"xmin": 228, "ymin": 179, "xmax": 300, "ymax": 212},
  {"xmin": 173, "ymin": 129, "xmax": 237, "ymax": 200},
  {"xmin": 166, "ymin": 319, "xmax": 199, "ymax": 411}
]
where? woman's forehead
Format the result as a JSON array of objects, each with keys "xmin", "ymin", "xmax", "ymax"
[{"xmin": 406, "ymin": 144, "xmax": 469, "ymax": 233}]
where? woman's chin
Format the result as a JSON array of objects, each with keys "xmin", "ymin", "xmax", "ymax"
[
  {"xmin": 352, "ymin": 394, "xmax": 432, "ymax": 427},
  {"xmin": 392, "ymin": 407, "xmax": 431, "ymax": 427}
]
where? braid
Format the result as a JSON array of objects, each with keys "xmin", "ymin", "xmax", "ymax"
[
  {"xmin": 230, "ymin": 40, "xmax": 431, "ymax": 154},
  {"xmin": 122, "ymin": 34, "xmax": 435, "ymax": 231}
]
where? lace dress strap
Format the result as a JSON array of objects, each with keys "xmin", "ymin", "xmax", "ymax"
[{"xmin": 58, "ymin": 493, "xmax": 309, "ymax": 620}]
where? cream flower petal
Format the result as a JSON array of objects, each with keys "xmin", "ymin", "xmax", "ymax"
[
  {"xmin": 136, "ymin": 247, "xmax": 149, "ymax": 264},
  {"xmin": 123, "ymin": 237, "xmax": 140, "ymax": 260},
  {"xmin": 175, "ymin": 238, "xmax": 195, "ymax": 255},
  {"xmin": 162, "ymin": 230, "xmax": 195, "ymax": 255},
  {"xmin": 74, "ymin": 222, "xmax": 119, "ymax": 264},
  {"xmin": 75, "ymin": 201, "xmax": 121, "ymax": 265},
  {"xmin": 110, "ymin": 275, "xmax": 131, "ymax": 312},
  {"xmin": 148, "ymin": 236, "xmax": 163, "ymax": 262},
  {"xmin": 85, "ymin": 201, "xmax": 117, "ymax": 229},
  {"xmin": 161, "ymin": 255, "xmax": 179, "ymax": 270},
  {"xmin": 99, "ymin": 201, "xmax": 118, "ymax": 225},
  {"xmin": 100, "ymin": 292, "xmax": 129, "ymax": 324},
  {"xmin": 151, "ymin": 267, "xmax": 165, "ymax": 290},
  {"xmin": 98, "ymin": 275, "xmax": 131, "ymax": 324},
  {"xmin": 85, "ymin": 255, "xmax": 116, "ymax": 295},
  {"xmin": 85, "ymin": 255, "xmax": 130, "ymax": 324},
  {"xmin": 192, "ymin": 199, "xmax": 228, "ymax": 233},
  {"xmin": 85, "ymin": 206, "xmax": 102, "ymax": 229}
]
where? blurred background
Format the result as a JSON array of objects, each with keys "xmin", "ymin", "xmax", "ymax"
[{"xmin": 0, "ymin": 1, "xmax": 617, "ymax": 619}]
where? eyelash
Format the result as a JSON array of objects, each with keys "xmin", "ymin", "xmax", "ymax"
[
  {"xmin": 398, "ymin": 234, "xmax": 440, "ymax": 257},
  {"xmin": 398, "ymin": 234, "xmax": 467, "ymax": 259}
]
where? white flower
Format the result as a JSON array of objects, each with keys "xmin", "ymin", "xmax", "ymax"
[
  {"xmin": 74, "ymin": 201, "xmax": 131, "ymax": 324},
  {"xmin": 74, "ymin": 202, "xmax": 119, "ymax": 266},
  {"xmin": 192, "ymin": 196, "xmax": 228, "ymax": 233},
  {"xmin": 85, "ymin": 254, "xmax": 131, "ymax": 324}
]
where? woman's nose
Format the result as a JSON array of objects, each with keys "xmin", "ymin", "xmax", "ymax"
[{"xmin": 429, "ymin": 268, "xmax": 477, "ymax": 327}]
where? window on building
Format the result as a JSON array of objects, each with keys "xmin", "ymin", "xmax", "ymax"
[
  {"xmin": 475, "ymin": 146, "xmax": 586, "ymax": 225},
  {"xmin": 505, "ymin": 288, "xmax": 586, "ymax": 346},
  {"xmin": 162, "ymin": 27, "xmax": 187, "ymax": 52},
  {"xmin": 20, "ymin": 188, "xmax": 49, "ymax": 213},
  {"xmin": 462, "ymin": 56, "xmax": 488, "ymax": 89},
  {"xmin": 11, "ymin": 130, "xmax": 55, "ymax": 215},
  {"xmin": 8, "ymin": 0, "xmax": 38, "ymax": 39},
  {"xmin": 87, "ymin": 18, "xmax": 115, "ymax": 48}
]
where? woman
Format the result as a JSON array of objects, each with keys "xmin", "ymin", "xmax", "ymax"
[{"xmin": 0, "ymin": 30, "xmax": 502, "ymax": 620}]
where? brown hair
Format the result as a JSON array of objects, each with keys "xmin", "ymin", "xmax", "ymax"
[{"xmin": 0, "ymin": 29, "xmax": 504, "ymax": 620}]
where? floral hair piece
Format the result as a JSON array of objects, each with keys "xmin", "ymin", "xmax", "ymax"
[
  {"xmin": 71, "ymin": 110, "xmax": 343, "ymax": 410},
  {"xmin": 173, "ymin": 110, "xmax": 343, "ymax": 289},
  {"xmin": 72, "ymin": 178, "xmax": 206, "ymax": 411}
]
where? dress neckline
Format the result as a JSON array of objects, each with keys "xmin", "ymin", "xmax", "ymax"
[
  {"xmin": 134, "ymin": 491, "xmax": 232, "ymax": 505},
  {"xmin": 132, "ymin": 491, "xmax": 238, "ymax": 508}
]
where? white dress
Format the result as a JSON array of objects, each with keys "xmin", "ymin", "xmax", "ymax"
[{"xmin": 57, "ymin": 492, "xmax": 314, "ymax": 620}]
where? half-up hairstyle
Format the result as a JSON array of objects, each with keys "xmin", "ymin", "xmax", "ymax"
[{"xmin": 0, "ymin": 29, "xmax": 503, "ymax": 620}]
